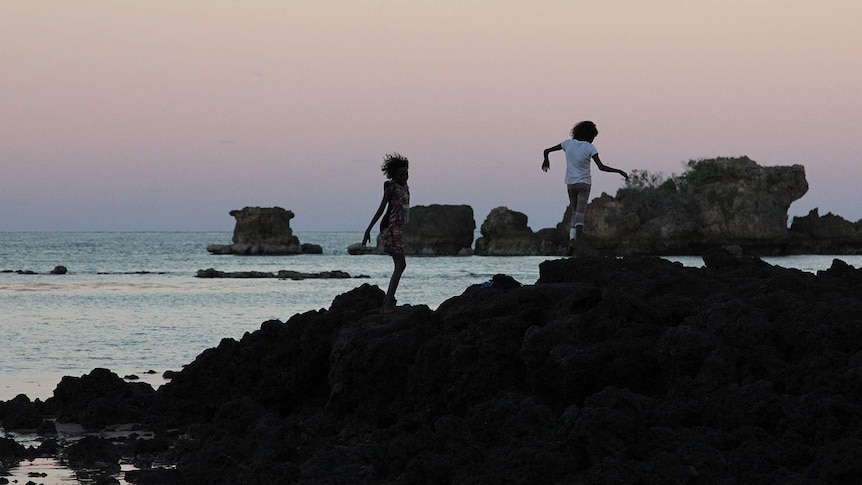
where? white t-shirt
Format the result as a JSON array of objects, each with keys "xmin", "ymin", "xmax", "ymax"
[{"xmin": 561, "ymin": 139, "xmax": 597, "ymax": 185}]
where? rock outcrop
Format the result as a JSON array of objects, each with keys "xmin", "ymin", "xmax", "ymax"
[
  {"xmin": 7, "ymin": 254, "xmax": 862, "ymax": 483},
  {"xmin": 475, "ymin": 157, "xmax": 828, "ymax": 256},
  {"xmin": 474, "ymin": 206, "xmax": 563, "ymax": 256},
  {"xmin": 195, "ymin": 268, "xmax": 365, "ymax": 280},
  {"xmin": 41, "ymin": 368, "xmax": 156, "ymax": 430},
  {"xmin": 788, "ymin": 208, "xmax": 862, "ymax": 254},
  {"xmin": 207, "ymin": 207, "xmax": 319, "ymax": 255},
  {"xmin": 357, "ymin": 204, "xmax": 475, "ymax": 256},
  {"xmin": 2, "ymin": 266, "xmax": 70, "ymax": 275},
  {"xmin": 0, "ymin": 395, "xmax": 44, "ymax": 430},
  {"xmin": 402, "ymin": 204, "xmax": 475, "ymax": 255},
  {"xmin": 230, "ymin": 206, "xmax": 298, "ymax": 246},
  {"xmin": 574, "ymin": 156, "xmax": 809, "ymax": 255},
  {"xmin": 346, "ymin": 242, "xmax": 377, "ymax": 255}
]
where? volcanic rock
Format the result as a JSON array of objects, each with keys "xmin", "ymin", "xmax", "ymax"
[
  {"xmin": 9, "ymin": 253, "xmax": 862, "ymax": 483},
  {"xmin": 0, "ymin": 394, "xmax": 44, "ymax": 430},
  {"xmin": 65, "ymin": 436, "xmax": 122, "ymax": 469},
  {"xmin": 0, "ymin": 436, "xmax": 27, "ymax": 470},
  {"xmin": 42, "ymin": 368, "xmax": 156, "ymax": 429},
  {"xmin": 128, "ymin": 254, "xmax": 862, "ymax": 483}
]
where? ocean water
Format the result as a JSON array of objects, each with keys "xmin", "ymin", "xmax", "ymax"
[
  {"xmin": 0, "ymin": 231, "xmax": 554, "ymax": 401},
  {"xmin": 3, "ymin": 232, "xmax": 860, "ymax": 402}
]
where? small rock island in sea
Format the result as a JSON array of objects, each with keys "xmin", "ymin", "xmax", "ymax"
[
  {"xmin": 476, "ymin": 156, "xmax": 862, "ymax": 256},
  {"xmin": 3, "ymin": 251, "xmax": 862, "ymax": 483},
  {"xmin": 207, "ymin": 206, "xmax": 322, "ymax": 255},
  {"xmin": 349, "ymin": 204, "xmax": 477, "ymax": 256}
]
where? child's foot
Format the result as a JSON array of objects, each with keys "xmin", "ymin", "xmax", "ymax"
[{"xmin": 567, "ymin": 240, "xmax": 577, "ymax": 256}]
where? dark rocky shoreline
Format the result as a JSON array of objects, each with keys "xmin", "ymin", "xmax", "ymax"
[{"xmin": 3, "ymin": 251, "xmax": 862, "ymax": 484}]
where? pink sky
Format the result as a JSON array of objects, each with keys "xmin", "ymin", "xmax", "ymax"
[{"xmin": 2, "ymin": 1, "xmax": 860, "ymax": 231}]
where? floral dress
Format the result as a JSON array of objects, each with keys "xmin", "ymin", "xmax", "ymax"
[{"xmin": 381, "ymin": 181, "xmax": 410, "ymax": 255}]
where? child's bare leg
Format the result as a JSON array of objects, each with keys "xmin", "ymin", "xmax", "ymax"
[
  {"xmin": 566, "ymin": 183, "xmax": 590, "ymax": 257},
  {"xmin": 382, "ymin": 254, "xmax": 406, "ymax": 313}
]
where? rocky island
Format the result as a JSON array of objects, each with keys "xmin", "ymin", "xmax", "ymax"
[
  {"xmin": 3, "ymin": 252, "xmax": 862, "ymax": 484},
  {"xmin": 350, "ymin": 204, "xmax": 476, "ymax": 256},
  {"xmin": 478, "ymin": 157, "xmax": 862, "ymax": 256},
  {"xmin": 474, "ymin": 206, "xmax": 563, "ymax": 256},
  {"xmin": 207, "ymin": 206, "xmax": 322, "ymax": 255}
]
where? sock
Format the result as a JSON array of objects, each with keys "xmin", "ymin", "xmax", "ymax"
[{"xmin": 569, "ymin": 227, "xmax": 577, "ymax": 240}]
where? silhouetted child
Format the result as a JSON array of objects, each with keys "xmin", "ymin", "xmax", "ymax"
[
  {"xmin": 542, "ymin": 121, "xmax": 628, "ymax": 255},
  {"xmin": 363, "ymin": 153, "xmax": 410, "ymax": 313}
]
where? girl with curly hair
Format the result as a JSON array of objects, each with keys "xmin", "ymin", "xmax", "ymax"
[
  {"xmin": 542, "ymin": 121, "xmax": 628, "ymax": 255},
  {"xmin": 363, "ymin": 153, "xmax": 410, "ymax": 313}
]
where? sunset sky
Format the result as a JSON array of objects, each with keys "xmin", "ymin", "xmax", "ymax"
[{"xmin": 2, "ymin": 1, "xmax": 860, "ymax": 232}]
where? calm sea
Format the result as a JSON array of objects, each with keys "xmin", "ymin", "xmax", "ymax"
[
  {"xmin": 1, "ymin": 231, "xmax": 550, "ymax": 401},
  {"xmin": 1, "ymin": 231, "xmax": 859, "ymax": 402}
]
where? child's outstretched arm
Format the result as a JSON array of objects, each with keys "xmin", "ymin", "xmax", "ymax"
[
  {"xmin": 592, "ymin": 154, "xmax": 629, "ymax": 180},
  {"xmin": 362, "ymin": 184, "xmax": 392, "ymax": 246},
  {"xmin": 542, "ymin": 144, "xmax": 562, "ymax": 172}
]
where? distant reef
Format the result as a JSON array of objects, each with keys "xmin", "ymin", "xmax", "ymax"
[
  {"xmin": 195, "ymin": 268, "xmax": 368, "ymax": 280},
  {"xmin": 1, "ymin": 265, "xmax": 68, "ymax": 275},
  {"xmin": 4, "ymin": 252, "xmax": 862, "ymax": 483}
]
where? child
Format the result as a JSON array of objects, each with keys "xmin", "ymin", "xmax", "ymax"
[
  {"xmin": 542, "ymin": 120, "xmax": 628, "ymax": 255},
  {"xmin": 362, "ymin": 153, "xmax": 410, "ymax": 314}
]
